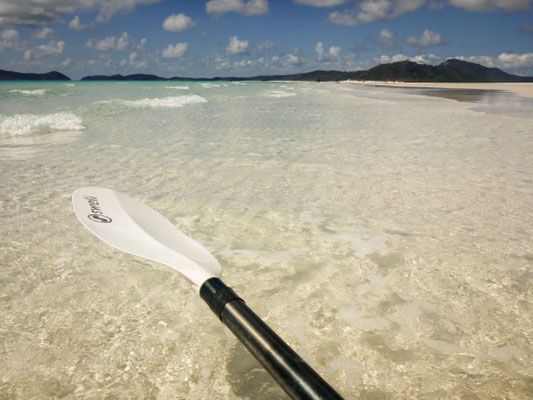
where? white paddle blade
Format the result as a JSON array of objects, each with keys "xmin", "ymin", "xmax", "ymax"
[{"xmin": 72, "ymin": 187, "xmax": 221, "ymax": 289}]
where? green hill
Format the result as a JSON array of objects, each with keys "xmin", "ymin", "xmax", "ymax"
[{"xmin": 345, "ymin": 59, "xmax": 533, "ymax": 82}]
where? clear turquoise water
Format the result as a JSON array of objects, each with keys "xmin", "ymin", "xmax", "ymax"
[{"xmin": 1, "ymin": 81, "xmax": 532, "ymax": 399}]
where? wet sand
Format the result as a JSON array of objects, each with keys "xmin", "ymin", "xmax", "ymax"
[{"xmin": 345, "ymin": 81, "xmax": 533, "ymax": 99}]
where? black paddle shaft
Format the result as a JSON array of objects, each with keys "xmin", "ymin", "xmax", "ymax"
[{"xmin": 200, "ymin": 278, "xmax": 344, "ymax": 400}]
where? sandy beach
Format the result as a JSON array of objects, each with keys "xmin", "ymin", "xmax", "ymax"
[{"xmin": 345, "ymin": 81, "xmax": 533, "ymax": 99}]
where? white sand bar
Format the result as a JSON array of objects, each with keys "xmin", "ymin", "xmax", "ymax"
[{"xmin": 346, "ymin": 81, "xmax": 533, "ymax": 98}]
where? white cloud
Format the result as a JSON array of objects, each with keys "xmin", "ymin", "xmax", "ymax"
[
  {"xmin": 233, "ymin": 59, "xmax": 255, "ymax": 68},
  {"xmin": 60, "ymin": 57, "xmax": 71, "ymax": 66},
  {"xmin": 428, "ymin": 1, "xmax": 446, "ymax": 10},
  {"xmin": 260, "ymin": 46, "xmax": 361, "ymax": 73},
  {"xmin": 128, "ymin": 51, "xmax": 148, "ymax": 68},
  {"xmin": 315, "ymin": 42, "xmax": 324, "ymax": 60},
  {"xmin": 33, "ymin": 27, "xmax": 53, "ymax": 39},
  {"xmin": 86, "ymin": 36, "xmax": 117, "ymax": 51},
  {"xmin": 379, "ymin": 28, "xmax": 396, "ymax": 49},
  {"xmin": 377, "ymin": 54, "xmax": 392, "ymax": 64},
  {"xmin": 226, "ymin": 36, "xmax": 249, "ymax": 54},
  {"xmin": 257, "ymin": 40, "xmax": 274, "ymax": 51},
  {"xmin": 268, "ymin": 50, "xmax": 303, "ymax": 68},
  {"xmin": 206, "ymin": 0, "xmax": 269, "ymax": 16},
  {"xmin": 163, "ymin": 13, "xmax": 196, "ymax": 33},
  {"xmin": 315, "ymin": 42, "xmax": 324, "ymax": 59},
  {"xmin": 315, "ymin": 42, "xmax": 342, "ymax": 60},
  {"xmin": 454, "ymin": 53, "xmax": 533, "ymax": 72},
  {"xmin": 0, "ymin": 0, "xmax": 164, "ymax": 26},
  {"xmin": 449, "ymin": 0, "xmax": 530, "ymax": 13},
  {"xmin": 162, "ymin": 42, "xmax": 188, "ymax": 58},
  {"xmin": 1, "ymin": 29, "xmax": 19, "ymax": 41},
  {"xmin": 329, "ymin": 46, "xmax": 341, "ymax": 58},
  {"xmin": 327, "ymin": 9, "xmax": 358, "ymax": 25},
  {"xmin": 405, "ymin": 29, "xmax": 445, "ymax": 47},
  {"xmin": 375, "ymin": 54, "xmax": 413, "ymax": 64},
  {"xmin": 391, "ymin": 53, "xmax": 409, "ymax": 62},
  {"xmin": 215, "ymin": 55, "xmax": 231, "ymax": 70},
  {"xmin": 328, "ymin": 0, "xmax": 426, "ymax": 25},
  {"xmin": 0, "ymin": 29, "xmax": 22, "ymax": 51},
  {"xmin": 357, "ymin": 0, "xmax": 393, "ymax": 22},
  {"xmin": 453, "ymin": 55, "xmax": 495, "ymax": 66},
  {"xmin": 138, "ymin": 38, "xmax": 147, "ymax": 50},
  {"xmin": 116, "ymin": 32, "xmax": 133, "ymax": 51},
  {"xmin": 86, "ymin": 32, "xmax": 142, "ymax": 51},
  {"xmin": 68, "ymin": 16, "xmax": 87, "ymax": 31},
  {"xmin": 24, "ymin": 40, "xmax": 65, "ymax": 59},
  {"xmin": 411, "ymin": 53, "xmax": 441, "ymax": 63},
  {"xmin": 95, "ymin": 0, "xmax": 163, "ymax": 23},
  {"xmin": 285, "ymin": 53, "xmax": 301, "ymax": 65},
  {"xmin": 293, "ymin": 0, "xmax": 351, "ymax": 6},
  {"xmin": 119, "ymin": 51, "xmax": 148, "ymax": 69},
  {"xmin": 395, "ymin": 0, "xmax": 427, "ymax": 14},
  {"xmin": 239, "ymin": 0, "xmax": 269, "ymax": 15},
  {"xmin": 496, "ymin": 52, "xmax": 533, "ymax": 69}
]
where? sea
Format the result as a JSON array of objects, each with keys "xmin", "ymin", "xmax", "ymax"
[{"xmin": 1, "ymin": 81, "xmax": 532, "ymax": 399}]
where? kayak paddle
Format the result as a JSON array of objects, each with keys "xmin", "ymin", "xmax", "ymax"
[{"xmin": 72, "ymin": 187, "xmax": 343, "ymax": 400}]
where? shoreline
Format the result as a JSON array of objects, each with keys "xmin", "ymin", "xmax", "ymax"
[{"xmin": 343, "ymin": 80, "xmax": 533, "ymax": 99}]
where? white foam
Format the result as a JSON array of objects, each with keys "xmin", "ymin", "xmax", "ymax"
[
  {"xmin": 120, "ymin": 95, "xmax": 207, "ymax": 108},
  {"xmin": 201, "ymin": 83, "xmax": 221, "ymax": 88},
  {"xmin": 9, "ymin": 89, "xmax": 47, "ymax": 96},
  {"xmin": 266, "ymin": 90, "xmax": 296, "ymax": 98},
  {"xmin": 165, "ymin": 86, "xmax": 189, "ymax": 90},
  {"xmin": 0, "ymin": 112, "xmax": 84, "ymax": 135}
]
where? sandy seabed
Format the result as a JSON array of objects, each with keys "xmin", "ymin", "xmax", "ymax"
[{"xmin": 1, "ymin": 81, "xmax": 532, "ymax": 399}]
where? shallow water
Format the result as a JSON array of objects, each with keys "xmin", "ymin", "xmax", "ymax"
[
  {"xmin": 379, "ymin": 85, "xmax": 533, "ymax": 118},
  {"xmin": 1, "ymin": 81, "xmax": 532, "ymax": 399}
]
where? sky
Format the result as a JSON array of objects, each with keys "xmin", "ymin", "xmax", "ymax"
[{"xmin": 0, "ymin": 0, "xmax": 532, "ymax": 79}]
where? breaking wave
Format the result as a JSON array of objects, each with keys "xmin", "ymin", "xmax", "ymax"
[
  {"xmin": 165, "ymin": 86, "xmax": 190, "ymax": 90},
  {"xmin": 9, "ymin": 89, "xmax": 47, "ymax": 96},
  {"xmin": 0, "ymin": 112, "xmax": 84, "ymax": 135},
  {"xmin": 266, "ymin": 90, "xmax": 297, "ymax": 98},
  {"xmin": 201, "ymin": 83, "xmax": 221, "ymax": 88},
  {"xmin": 103, "ymin": 95, "xmax": 208, "ymax": 108}
]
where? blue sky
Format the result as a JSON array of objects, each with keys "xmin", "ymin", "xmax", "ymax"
[{"xmin": 1, "ymin": 0, "xmax": 532, "ymax": 79}]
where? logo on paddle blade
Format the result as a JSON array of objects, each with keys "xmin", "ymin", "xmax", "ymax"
[
  {"xmin": 84, "ymin": 195, "xmax": 112, "ymax": 223},
  {"xmin": 88, "ymin": 213, "xmax": 112, "ymax": 223}
]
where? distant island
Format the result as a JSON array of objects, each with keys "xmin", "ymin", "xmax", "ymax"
[
  {"xmin": 2, "ymin": 59, "xmax": 532, "ymax": 82},
  {"xmin": 0, "ymin": 69, "xmax": 70, "ymax": 81},
  {"xmin": 79, "ymin": 59, "xmax": 533, "ymax": 83}
]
